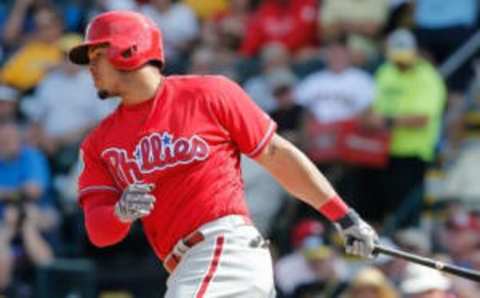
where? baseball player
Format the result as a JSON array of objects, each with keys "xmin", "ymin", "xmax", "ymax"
[{"xmin": 70, "ymin": 11, "xmax": 378, "ymax": 298}]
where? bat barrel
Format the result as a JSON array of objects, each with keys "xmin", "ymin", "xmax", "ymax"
[{"xmin": 374, "ymin": 245, "xmax": 480, "ymax": 283}]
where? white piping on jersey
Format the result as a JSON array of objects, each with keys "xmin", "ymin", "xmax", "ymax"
[
  {"xmin": 247, "ymin": 121, "xmax": 275, "ymax": 158},
  {"xmin": 79, "ymin": 185, "xmax": 120, "ymax": 196}
]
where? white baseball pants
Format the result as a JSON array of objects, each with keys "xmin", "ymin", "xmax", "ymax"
[{"xmin": 164, "ymin": 215, "xmax": 276, "ymax": 298}]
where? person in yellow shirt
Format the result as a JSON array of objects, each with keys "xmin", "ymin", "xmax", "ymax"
[
  {"xmin": 1, "ymin": 6, "xmax": 64, "ymax": 92},
  {"xmin": 359, "ymin": 29, "xmax": 446, "ymax": 228}
]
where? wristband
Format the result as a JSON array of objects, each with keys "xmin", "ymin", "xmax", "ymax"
[{"xmin": 318, "ymin": 195, "xmax": 350, "ymax": 222}]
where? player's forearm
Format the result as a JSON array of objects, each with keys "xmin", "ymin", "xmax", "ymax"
[
  {"xmin": 82, "ymin": 193, "xmax": 131, "ymax": 247},
  {"xmin": 255, "ymin": 134, "xmax": 338, "ymax": 209}
]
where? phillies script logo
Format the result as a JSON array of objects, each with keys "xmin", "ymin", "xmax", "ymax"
[{"xmin": 102, "ymin": 132, "xmax": 209, "ymax": 185}]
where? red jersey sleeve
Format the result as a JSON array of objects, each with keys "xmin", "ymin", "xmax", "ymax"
[
  {"xmin": 78, "ymin": 135, "xmax": 121, "ymax": 206},
  {"xmin": 208, "ymin": 76, "xmax": 277, "ymax": 158},
  {"xmin": 82, "ymin": 192, "xmax": 131, "ymax": 247}
]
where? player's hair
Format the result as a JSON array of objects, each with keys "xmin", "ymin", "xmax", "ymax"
[{"xmin": 147, "ymin": 61, "xmax": 164, "ymax": 72}]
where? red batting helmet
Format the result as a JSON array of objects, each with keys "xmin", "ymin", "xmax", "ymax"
[{"xmin": 69, "ymin": 11, "xmax": 164, "ymax": 71}]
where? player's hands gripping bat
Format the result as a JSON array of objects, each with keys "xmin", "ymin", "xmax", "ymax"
[
  {"xmin": 335, "ymin": 210, "xmax": 378, "ymax": 258},
  {"xmin": 114, "ymin": 183, "xmax": 156, "ymax": 223}
]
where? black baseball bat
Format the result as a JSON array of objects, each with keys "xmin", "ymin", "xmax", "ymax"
[{"xmin": 374, "ymin": 244, "xmax": 480, "ymax": 282}]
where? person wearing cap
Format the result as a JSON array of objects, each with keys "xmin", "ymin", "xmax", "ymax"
[
  {"xmin": 345, "ymin": 267, "xmax": 399, "ymax": 298},
  {"xmin": 275, "ymin": 219, "xmax": 326, "ymax": 295},
  {"xmin": 401, "ymin": 264, "xmax": 452, "ymax": 298},
  {"xmin": 0, "ymin": 85, "xmax": 20, "ymax": 121},
  {"xmin": 361, "ymin": 29, "xmax": 446, "ymax": 227},
  {"xmin": 22, "ymin": 33, "xmax": 117, "ymax": 173},
  {"xmin": 275, "ymin": 219, "xmax": 347, "ymax": 297},
  {"xmin": 293, "ymin": 235, "xmax": 347, "ymax": 298}
]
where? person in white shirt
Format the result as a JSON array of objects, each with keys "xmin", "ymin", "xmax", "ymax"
[{"xmin": 294, "ymin": 38, "xmax": 375, "ymax": 123}]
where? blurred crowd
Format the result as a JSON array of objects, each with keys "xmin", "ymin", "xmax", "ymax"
[{"xmin": 0, "ymin": 0, "xmax": 480, "ymax": 297}]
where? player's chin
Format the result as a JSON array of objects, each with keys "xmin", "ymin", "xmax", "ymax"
[{"xmin": 97, "ymin": 88, "xmax": 120, "ymax": 100}]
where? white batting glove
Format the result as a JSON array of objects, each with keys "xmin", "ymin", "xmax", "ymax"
[
  {"xmin": 114, "ymin": 183, "xmax": 156, "ymax": 223},
  {"xmin": 335, "ymin": 210, "xmax": 378, "ymax": 258}
]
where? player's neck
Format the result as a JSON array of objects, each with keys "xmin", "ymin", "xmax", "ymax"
[{"xmin": 120, "ymin": 68, "xmax": 163, "ymax": 106}]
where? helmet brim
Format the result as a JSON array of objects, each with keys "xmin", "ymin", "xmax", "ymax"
[
  {"xmin": 68, "ymin": 40, "xmax": 110, "ymax": 65},
  {"xmin": 68, "ymin": 43, "xmax": 91, "ymax": 65}
]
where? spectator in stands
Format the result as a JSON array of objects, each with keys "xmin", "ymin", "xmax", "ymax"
[
  {"xmin": 400, "ymin": 264, "xmax": 452, "ymax": 298},
  {"xmin": 361, "ymin": 29, "xmax": 446, "ymax": 227},
  {"xmin": 244, "ymin": 42, "xmax": 293, "ymax": 113},
  {"xmin": 0, "ymin": 118, "xmax": 57, "ymax": 294},
  {"xmin": 21, "ymin": 34, "xmax": 117, "ymax": 174},
  {"xmin": 320, "ymin": 0, "xmax": 389, "ymax": 67},
  {"xmin": 291, "ymin": 236, "xmax": 347, "ymax": 297},
  {"xmin": 344, "ymin": 267, "xmax": 399, "ymax": 298},
  {"xmin": 437, "ymin": 206, "xmax": 480, "ymax": 266},
  {"xmin": 1, "ymin": 4, "xmax": 64, "ymax": 92},
  {"xmin": 140, "ymin": 0, "xmax": 199, "ymax": 72},
  {"xmin": 275, "ymin": 219, "xmax": 347, "ymax": 297},
  {"xmin": 0, "ymin": 85, "xmax": 20, "ymax": 121},
  {"xmin": 294, "ymin": 37, "xmax": 375, "ymax": 124},
  {"xmin": 240, "ymin": 0, "xmax": 319, "ymax": 58}
]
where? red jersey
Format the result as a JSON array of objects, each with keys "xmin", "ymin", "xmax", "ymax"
[
  {"xmin": 240, "ymin": 0, "xmax": 319, "ymax": 57},
  {"xmin": 78, "ymin": 75, "xmax": 277, "ymax": 259}
]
